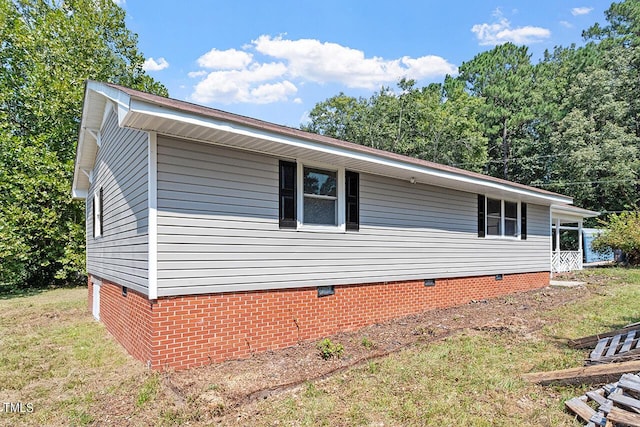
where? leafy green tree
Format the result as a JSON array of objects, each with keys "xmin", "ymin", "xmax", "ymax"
[
  {"xmin": 0, "ymin": 0, "xmax": 167, "ymax": 288},
  {"xmin": 302, "ymin": 93, "xmax": 368, "ymax": 144},
  {"xmin": 548, "ymin": 54, "xmax": 639, "ymax": 212},
  {"xmin": 591, "ymin": 211, "xmax": 640, "ymax": 265},
  {"xmin": 458, "ymin": 43, "xmax": 536, "ymax": 180},
  {"xmin": 303, "ymin": 78, "xmax": 487, "ymax": 172},
  {"xmin": 541, "ymin": 0, "xmax": 640, "ymax": 212}
]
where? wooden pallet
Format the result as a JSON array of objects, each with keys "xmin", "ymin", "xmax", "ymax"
[
  {"xmin": 570, "ymin": 323, "xmax": 640, "ymax": 349},
  {"xmin": 589, "ymin": 330, "xmax": 640, "ymax": 364},
  {"xmin": 565, "ymin": 373, "xmax": 640, "ymax": 426}
]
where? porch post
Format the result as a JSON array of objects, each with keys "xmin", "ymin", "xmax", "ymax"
[
  {"xmin": 578, "ymin": 220, "xmax": 583, "ymax": 269},
  {"xmin": 555, "ymin": 217, "xmax": 561, "ymax": 252}
]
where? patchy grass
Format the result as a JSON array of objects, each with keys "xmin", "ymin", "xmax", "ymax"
[
  {"xmin": 1, "ymin": 268, "xmax": 639, "ymax": 426},
  {"xmin": 0, "ymin": 287, "xmax": 157, "ymax": 426},
  {"xmin": 244, "ymin": 268, "xmax": 639, "ymax": 426}
]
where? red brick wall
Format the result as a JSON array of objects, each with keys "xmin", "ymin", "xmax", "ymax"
[
  {"xmin": 89, "ymin": 275, "xmax": 154, "ymax": 365},
  {"xmin": 90, "ymin": 272, "xmax": 549, "ymax": 371}
]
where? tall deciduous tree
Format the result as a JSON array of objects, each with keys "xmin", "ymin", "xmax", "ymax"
[
  {"xmin": 0, "ymin": 0, "xmax": 167, "ymax": 288},
  {"xmin": 302, "ymin": 78, "xmax": 487, "ymax": 172}
]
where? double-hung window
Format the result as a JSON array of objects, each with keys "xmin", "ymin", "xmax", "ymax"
[
  {"xmin": 478, "ymin": 195, "xmax": 526, "ymax": 239},
  {"xmin": 303, "ymin": 167, "xmax": 337, "ymax": 226},
  {"xmin": 279, "ymin": 161, "xmax": 359, "ymax": 231}
]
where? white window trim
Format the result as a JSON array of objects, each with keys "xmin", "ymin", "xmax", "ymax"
[
  {"xmin": 93, "ymin": 188, "xmax": 102, "ymax": 239},
  {"xmin": 484, "ymin": 196, "xmax": 521, "ymax": 240},
  {"xmin": 296, "ymin": 160, "xmax": 346, "ymax": 232}
]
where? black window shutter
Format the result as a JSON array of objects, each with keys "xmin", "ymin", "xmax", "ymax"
[
  {"xmin": 279, "ymin": 161, "xmax": 297, "ymax": 228},
  {"xmin": 345, "ymin": 171, "xmax": 359, "ymax": 231},
  {"xmin": 520, "ymin": 203, "xmax": 527, "ymax": 240},
  {"xmin": 477, "ymin": 194, "xmax": 485, "ymax": 237},
  {"xmin": 99, "ymin": 187, "xmax": 104, "ymax": 236}
]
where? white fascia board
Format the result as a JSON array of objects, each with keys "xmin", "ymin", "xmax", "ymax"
[
  {"xmin": 126, "ymin": 98, "xmax": 573, "ymax": 205},
  {"xmin": 88, "ymin": 81, "xmax": 132, "ymax": 120},
  {"xmin": 551, "ymin": 204, "xmax": 599, "ymax": 220},
  {"xmin": 72, "ymin": 82, "xmax": 133, "ymax": 199}
]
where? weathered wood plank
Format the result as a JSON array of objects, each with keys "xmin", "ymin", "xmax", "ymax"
[
  {"xmin": 605, "ymin": 334, "xmax": 622, "ymax": 357},
  {"xmin": 591, "ymin": 338, "xmax": 610, "ymax": 360},
  {"xmin": 620, "ymin": 377, "xmax": 640, "ymax": 394},
  {"xmin": 622, "ymin": 331, "xmax": 637, "ymax": 353},
  {"xmin": 599, "ymin": 399, "xmax": 613, "ymax": 414},
  {"xmin": 522, "ymin": 361, "xmax": 640, "ymax": 386},
  {"xmin": 609, "ymin": 393, "xmax": 640, "ymax": 412},
  {"xmin": 589, "ymin": 411, "xmax": 607, "ymax": 426},
  {"xmin": 586, "ymin": 389, "xmax": 607, "ymax": 405},
  {"xmin": 570, "ymin": 327, "xmax": 640, "ymax": 349},
  {"xmin": 591, "ymin": 348, "xmax": 640, "ymax": 365},
  {"xmin": 607, "ymin": 407, "xmax": 640, "ymax": 426},
  {"xmin": 566, "ymin": 397, "xmax": 596, "ymax": 422}
]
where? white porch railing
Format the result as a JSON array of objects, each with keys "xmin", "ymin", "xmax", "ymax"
[{"xmin": 552, "ymin": 251, "xmax": 583, "ymax": 272}]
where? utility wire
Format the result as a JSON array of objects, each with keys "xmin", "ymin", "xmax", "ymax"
[{"xmin": 532, "ymin": 179, "xmax": 640, "ymax": 187}]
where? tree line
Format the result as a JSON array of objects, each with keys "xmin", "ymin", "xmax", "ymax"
[{"xmin": 302, "ymin": 0, "xmax": 640, "ymax": 218}]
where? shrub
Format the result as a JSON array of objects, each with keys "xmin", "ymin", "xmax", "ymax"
[
  {"xmin": 316, "ymin": 338, "xmax": 344, "ymax": 360},
  {"xmin": 592, "ymin": 211, "xmax": 640, "ymax": 265}
]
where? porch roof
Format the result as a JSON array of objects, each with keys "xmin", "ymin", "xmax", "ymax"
[{"xmin": 551, "ymin": 204, "xmax": 600, "ymax": 223}]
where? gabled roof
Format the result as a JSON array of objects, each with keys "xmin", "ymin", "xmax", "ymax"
[{"xmin": 73, "ymin": 80, "xmax": 575, "ymax": 207}]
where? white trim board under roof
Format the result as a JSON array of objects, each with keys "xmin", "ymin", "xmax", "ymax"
[
  {"xmin": 551, "ymin": 204, "xmax": 600, "ymax": 222},
  {"xmin": 74, "ymin": 80, "xmax": 575, "ymax": 206}
]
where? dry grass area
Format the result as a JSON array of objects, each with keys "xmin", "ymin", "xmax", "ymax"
[{"xmin": 1, "ymin": 268, "xmax": 639, "ymax": 426}]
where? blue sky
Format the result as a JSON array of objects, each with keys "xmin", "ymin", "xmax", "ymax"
[{"xmin": 118, "ymin": 1, "xmax": 612, "ymax": 127}]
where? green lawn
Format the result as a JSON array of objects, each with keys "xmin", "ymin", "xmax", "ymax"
[{"xmin": 0, "ymin": 268, "xmax": 639, "ymax": 426}]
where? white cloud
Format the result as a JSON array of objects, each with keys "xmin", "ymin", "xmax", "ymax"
[
  {"xmin": 571, "ymin": 7, "xmax": 593, "ymax": 16},
  {"xmin": 112, "ymin": 0, "xmax": 125, "ymax": 5},
  {"xmin": 189, "ymin": 35, "xmax": 457, "ymax": 105},
  {"xmin": 191, "ymin": 63, "xmax": 293, "ymax": 104},
  {"xmin": 187, "ymin": 70, "xmax": 207, "ymax": 78},
  {"xmin": 472, "ymin": 10, "xmax": 551, "ymax": 46},
  {"xmin": 559, "ymin": 20, "xmax": 574, "ymax": 29},
  {"xmin": 143, "ymin": 57, "xmax": 169, "ymax": 72},
  {"xmin": 250, "ymin": 81, "xmax": 298, "ymax": 104},
  {"xmin": 197, "ymin": 48, "xmax": 253, "ymax": 70},
  {"xmin": 252, "ymin": 35, "xmax": 456, "ymax": 89}
]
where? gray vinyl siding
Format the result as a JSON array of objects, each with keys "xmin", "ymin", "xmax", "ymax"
[
  {"xmin": 156, "ymin": 136, "xmax": 551, "ymax": 297},
  {"xmin": 86, "ymin": 110, "xmax": 149, "ymax": 294}
]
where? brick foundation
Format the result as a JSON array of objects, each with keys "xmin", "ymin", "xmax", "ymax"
[{"xmin": 89, "ymin": 271, "xmax": 549, "ymax": 371}]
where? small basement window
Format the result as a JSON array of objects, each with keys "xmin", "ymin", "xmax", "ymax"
[{"xmin": 317, "ymin": 286, "xmax": 335, "ymax": 297}]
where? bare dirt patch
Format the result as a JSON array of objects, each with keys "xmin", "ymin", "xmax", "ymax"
[{"xmin": 145, "ymin": 279, "xmax": 590, "ymax": 424}]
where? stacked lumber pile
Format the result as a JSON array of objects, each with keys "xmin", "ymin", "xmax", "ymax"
[
  {"xmin": 565, "ymin": 373, "xmax": 640, "ymax": 426},
  {"xmin": 523, "ymin": 323, "xmax": 640, "ymax": 425}
]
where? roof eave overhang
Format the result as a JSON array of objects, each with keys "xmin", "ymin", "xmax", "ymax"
[
  {"xmin": 551, "ymin": 204, "xmax": 600, "ymax": 222},
  {"xmin": 72, "ymin": 81, "xmax": 574, "ymax": 206},
  {"xmin": 122, "ymin": 97, "xmax": 572, "ymax": 206},
  {"xmin": 72, "ymin": 81, "xmax": 132, "ymax": 199}
]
